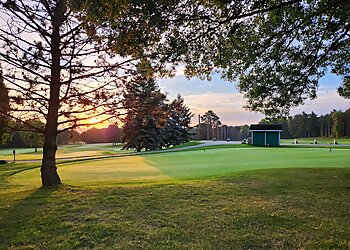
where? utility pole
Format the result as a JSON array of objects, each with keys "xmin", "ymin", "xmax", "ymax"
[{"xmin": 198, "ymin": 114, "xmax": 201, "ymax": 140}]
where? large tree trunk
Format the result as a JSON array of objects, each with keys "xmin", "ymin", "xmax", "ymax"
[
  {"xmin": 41, "ymin": 128, "xmax": 61, "ymax": 186},
  {"xmin": 41, "ymin": 1, "xmax": 65, "ymax": 186}
]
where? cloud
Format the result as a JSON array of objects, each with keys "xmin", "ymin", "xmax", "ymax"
[
  {"xmin": 182, "ymin": 89, "xmax": 350, "ymax": 126},
  {"xmin": 159, "ymin": 72, "xmax": 349, "ymax": 126},
  {"xmin": 158, "ymin": 74, "xmax": 238, "ymax": 98},
  {"xmin": 182, "ymin": 92, "xmax": 264, "ymax": 126},
  {"xmin": 291, "ymin": 89, "xmax": 350, "ymax": 115}
]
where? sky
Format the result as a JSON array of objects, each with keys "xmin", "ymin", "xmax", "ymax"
[{"xmin": 158, "ymin": 68, "xmax": 350, "ymax": 126}]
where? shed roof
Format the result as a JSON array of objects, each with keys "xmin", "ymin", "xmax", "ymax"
[{"xmin": 249, "ymin": 124, "xmax": 283, "ymax": 131}]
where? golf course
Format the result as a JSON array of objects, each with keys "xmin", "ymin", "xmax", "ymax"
[
  {"xmin": 1, "ymin": 143, "xmax": 350, "ymax": 249},
  {"xmin": 7, "ymin": 144, "xmax": 350, "ymax": 186}
]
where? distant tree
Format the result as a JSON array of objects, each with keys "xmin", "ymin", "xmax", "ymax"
[
  {"xmin": 344, "ymin": 109, "xmax": 350, "ymax": 137},
  {"xmin": 121, "ymin": 75, "xmax": 167, "ymax": 152},
  {"xmin": 19, "ymin": 119, "xmax": 45, "ymax": 152},
  {"xmin": 288, "ymin": 114, "xmax": 301, "ymax": 138},
  {"xmin": 259, "ymin": 117, "xmax": 291, "ymax": 138},
  {"xmin": 309, "ymin": 112, "xmax": 320, "ymax": 138},
  {"xmin": 164, "ymin": 94, "xmax": 193, "ymax": 146},
  {"xmin": 319, "ymin": 114, "xmax": 332, "ymax": 137},
  {"xmin": 104, "ymin": 125, "xmax": 121, "ymax": 146},
  {"xmin": 197, "ymin": 123, "xmax": 208, "ymax": 140},
  {"xmin": 332, "ymin": 111, "xmax": 345, "ymax": 138},
  {"xmin": 215, "ymin": 120, "xmax": 222, "ymax": 140},
  {"xmin": 7, "ymin": 132, "xmax": 25, "ymax": 148},
  {"xmin": 0, "ymin": 67, "xmax": 9, "ymax": 146},
  {"xmin": 57, "ymin": 130, "xmax": 81, "ymax": 145},
  {"xmin": 239, "ymin": 125, "xmax": 249, "ymax": 139},
  {"xmin": 201, "ymin": 110, "xmax": 220, "ymax": 140},
  {"xmin": 80, "ymin": 128, "xmax": 109, "ymax": 144}
]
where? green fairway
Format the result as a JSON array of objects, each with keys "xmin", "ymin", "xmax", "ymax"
[
  {"xmin": 0, "ymin": 143, "xmax": 124, "ymax": 161},
  {"xmin": 9, "ymin": 147, "xmax": 350, "ymax": 186},
  {"xmin": 0, "ymin": 142, "xmax": 202, "ymax": 161}
]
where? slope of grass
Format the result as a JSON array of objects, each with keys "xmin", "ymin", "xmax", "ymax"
[
  {"xmin": 0, "ymin": 141, "xmax": 203, "ymax": 161},
  {"xmin": 0, "ymin": 143, "xmax": 124, "ymax": 161},
  {"xmin": 0, "ymin": 163, "xmax": 350, "ymax": 249},
  {"xmin": 8, "ymin": 146, "xmax": 350, "ymax": 187}
]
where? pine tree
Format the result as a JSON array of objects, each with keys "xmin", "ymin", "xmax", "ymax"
[
  {"xmin": 164, "ymin": 94, "xmax": 193, "ymax": 147},
  {"xmin": 121, "ymin": 75, "xmax": 167, "ymax": 152}
]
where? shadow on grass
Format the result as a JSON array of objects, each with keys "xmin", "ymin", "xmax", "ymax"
[{"xmin": 0, "ymin": 185, "xmax": 61, "ymax": 248}]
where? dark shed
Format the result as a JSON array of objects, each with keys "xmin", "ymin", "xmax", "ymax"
[{"xmin": 249, "ymin": 124, "xmax": 283, "ymax": 146}]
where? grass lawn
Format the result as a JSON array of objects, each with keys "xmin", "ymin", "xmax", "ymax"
[
  {"xmin": 1, "ymin": 147, "xmax": 350, "ymax": 249},
  {"xmin": 0, "ymin": 143, "xmax": 124, "ymax": 161},
  {"xmin": 0, "ymin": 141, "xmax": 202, "ymax": 161},
  {"xmin": 9, "ymin": 146, "xmax": 350, "ymax": 186}
]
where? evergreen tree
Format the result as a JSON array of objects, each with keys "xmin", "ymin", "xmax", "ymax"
[
  {"xmin": 19, "ymin": 119, "xmax": 45, "ymax": 152},
  {"xmin": 164, "ymin": 94, "xmax": 193, "ymax": 147},
  {"xmin": 121, "ymin": 75, "xmax": 167, "ymax": 152},
  {"xmin": 309, "ymin": 112, "xmax": 320, "ymax": 138}
]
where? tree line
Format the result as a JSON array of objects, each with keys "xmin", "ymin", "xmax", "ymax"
[
  {"xmin": 259, "ymin": 109, "xmax": 350, "ymax": 139},
  {"xmin": 0, "ymin": 123, "xmax": 121, "ymax": 150}
]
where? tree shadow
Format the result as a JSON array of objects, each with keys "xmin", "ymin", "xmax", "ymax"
[{"xmin": 0, "ymin": 185, "xmax": 61, "ymax": 248}]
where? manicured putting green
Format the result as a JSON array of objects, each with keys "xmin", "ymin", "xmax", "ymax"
[{"xmin": 9, "ymin": 147, "xmax": 350, "ymax": 186}]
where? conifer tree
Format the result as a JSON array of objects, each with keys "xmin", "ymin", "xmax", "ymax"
[
  {"xmin": 164, "ymin": 94, "xmax": 193, "ymax": 147},
  {"xmin": 121, "ymin": 75, "xmax": 167, "ymax": 152}
]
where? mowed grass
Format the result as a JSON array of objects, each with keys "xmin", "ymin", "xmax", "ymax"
[
  {"xmin": 0, "ymin": 141, "xmax": 202, "ymax": 161},
  {"xmin": 8, "ymin": 146, "xmax": 350, "ymax": 186},
  {"xmin": 0, "ymin": 143, "xmax": 124, "ymax": 161},
  {"xmin": 1, "ymin": 163, "xmax": 350, "ymax": 249}
]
